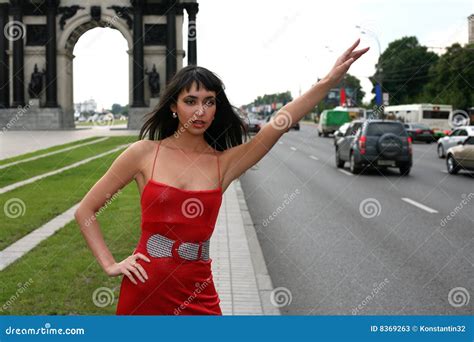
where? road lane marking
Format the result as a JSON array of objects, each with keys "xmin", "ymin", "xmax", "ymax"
[
  {"xmin": 401, "ymin": 198, "xmax": 438, "ymax": 214},
  {"xmin": 338, "ymin": 169, "xmax": 353, "ymax": 176},
  {"xmin": 309, "ymin": 155, "xmax": 319, "ymax": 160},
  {"xmin": 290, "ymin": 147, "xmax": 297, "ymax": 151}
]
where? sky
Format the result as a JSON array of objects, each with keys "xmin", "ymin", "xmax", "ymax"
[{"xmin": 73, "ymin": 0, "xmax": 473, "ymax": 110}]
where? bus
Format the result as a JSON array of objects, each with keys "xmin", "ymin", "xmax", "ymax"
[{"xmin": 383, "ymin": 104, "xmax": 453, "ymax": 130}]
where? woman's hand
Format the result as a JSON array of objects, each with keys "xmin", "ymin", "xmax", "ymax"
[
  {"xmin": 105, "ymin": 253, "xmax": 151, "ymax": 285},
  {"xmin": 323, "ymin": 38, "xmax": 370, "ymax": 87}
]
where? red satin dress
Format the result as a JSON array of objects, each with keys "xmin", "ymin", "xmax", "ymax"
[{"xmin": 116, "ymin": 140, "xmax": 223, "ymax": 315}]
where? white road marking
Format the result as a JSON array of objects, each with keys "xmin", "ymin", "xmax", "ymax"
[
  {"xmin": 290, "ymin": 147, "xmax": 297, "ymax": 151},
  {"xmin": 401, "ymin": 198, "xmax": 438, "ymax": 214},
  {"xmin": 338, "ymin": 169, "xmax": 353, "ymax": 176},
  {"xmin": 0, "ymin": 137, "xmax": 109, "ymax": 170},
  {"xmin": 0, "ymin": 144, "xmax": 131, "ymax": 194},
  {"xmin": 309, "ymin": 155, "xmax": 319, "ymax": 161}
]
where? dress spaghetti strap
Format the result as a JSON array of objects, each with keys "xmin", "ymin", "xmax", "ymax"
[
  {"xmin": 215, "ymin": 150, "xmax": 221, "ymax": 188},
  {"xmin": 150, "ymin": 140, "xmax": 162, "ymax": 181}
]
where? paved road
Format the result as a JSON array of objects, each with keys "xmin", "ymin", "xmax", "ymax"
[{"xmin": 240, "ymin": 122, "xmax": 473, "ymax": 315}]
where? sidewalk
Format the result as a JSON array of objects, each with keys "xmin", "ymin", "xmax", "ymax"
[{"xmin": 0, "ymin": 129, "xmax": 280, "ymax": 315}]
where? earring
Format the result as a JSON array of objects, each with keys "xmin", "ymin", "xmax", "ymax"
[{"xmin": 172, "ymin": 112, "xmax": 177, "ymax": 118}]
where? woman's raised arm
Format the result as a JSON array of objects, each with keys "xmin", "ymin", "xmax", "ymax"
[{"xmin": 220, "ymin": 39, "xmax": 369, "ymax": 187}]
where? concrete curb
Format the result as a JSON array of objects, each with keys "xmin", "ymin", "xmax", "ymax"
[{"xmin": 234, "ymin": 179, "xmax": 281, "ymax": 315}]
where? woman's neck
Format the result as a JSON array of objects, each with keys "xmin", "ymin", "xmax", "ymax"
[{"xmin": 164, "ymin": 131, "xmax": 211, "ymax": 153}]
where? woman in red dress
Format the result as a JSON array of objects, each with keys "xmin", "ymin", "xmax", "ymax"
[{"xmin": 74, "ymin": 39, "xmax": 369, "ymax": 315}]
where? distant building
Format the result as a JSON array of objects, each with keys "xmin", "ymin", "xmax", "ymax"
[
  {"xmin": 469, "ymin": 14, "xmax": 474, "ymax": 44},
  {"xmin": 74, "ymin": 99, "xmax": 97, "ymax": 116}
]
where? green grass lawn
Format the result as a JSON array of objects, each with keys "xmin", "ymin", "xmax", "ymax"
[
  {"xmin": 0, "ymin": 136, "xmax": 103, "ymax": 166},
  {"xmin": 0, "ymin": 180, "xmax": 140, "ymax": 315},
  {"xmin": 0, "ymin": 136, "xmax": 134, "ymax": 188},
  {"xmin": 0, "ymin": 136, "xmax": 137, "ymax": 250}
]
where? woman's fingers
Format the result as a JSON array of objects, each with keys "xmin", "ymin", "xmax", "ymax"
[
  {"xmin": 341, "ymin": 38, "xmax": 361, "ymax": 60},
  {"xmin": 350, "ymin": 47, "xmax": 370, "ymax": 61},
  {"xmin": 133, "ymin": 262, "xmax": 149, "ymax": 281},
  {"xmin": 123, "ymin": 269, "xmax": 137, "ymax": 285},
  {"xmin": 135, "ymin": 253, "xmax": 151, "ymax": 263},
  {"xmin": 127, "ymin": 264, "xmax": 146, "ymax": 283}
]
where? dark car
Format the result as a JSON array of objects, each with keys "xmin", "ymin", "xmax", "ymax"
[
  {"xmin": 335, "ymin": 120, "xmax": 413, "ymax": 175},
  {"xmin": 403, "ymin": 123, "xmax": 436, "ymax": 143},
  {"xmin": 266, "ymin": 111, "xmax": 300, "ymax": 131}
]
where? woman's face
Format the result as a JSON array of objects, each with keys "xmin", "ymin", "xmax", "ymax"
[{"xmin": 171, "ymin": 82, "xmax": 217, "ymax": 134}]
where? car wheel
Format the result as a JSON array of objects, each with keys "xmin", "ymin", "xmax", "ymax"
[
  {"xmin": 399, "ymin": 164, "xmax": 411, "ymax": 176},
  {"xmin": 335, "ymin": 149, "xmax": 344, "ymax": 168},
  {"xmin": 318, "ymin": 131, "xmax": 322, "ymax": 137},
  {"xmin": 437, "ymin": 144, "xmax": 445, "ymax": 158},
  {"xmin": 349, "ymin": 152, "xmax": 361, "ymax": 174},
  {"xmin": 447, "ymin": 154, "xmax": 460, "ymax": 175},
  {"xmin": 323, "ymin": 132, "xmax": 328, "ymax": 137}
]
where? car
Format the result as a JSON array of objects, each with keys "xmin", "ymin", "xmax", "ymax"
[
  {"xmin": 403, "ymin": 123, "xmax": 436, "ymax": 143},
  {"xmin": 318, "ymin": 109, "xmax": 351, "ymax": 137},
  {"xmin": 335, "ymin": 120, "xmax": 412, "ymax": 175},
  {"xmin": 446, "ymin": 136, "xmax": 474, "ymax": 174},
  {"xmin": 246, "ymin": 113, "xmax": 264, "ymax": 133},
  {"xmin": 437, "ymin": 126, "xmax": 474, "ymax": 158},
  {"xmin": 266, "ymin": 111, "xmax": 300, "ymax": 131},
  {"xmin": 235, "ymin": 109, "xmax": 250, "ymax": 132},
  {"xmin": 333, "ymin": 120, "xmax": 364, "ymax": 146},
  {"xmin": 333, "ymin": 122, "xmax": 351, "ymax": 145}
]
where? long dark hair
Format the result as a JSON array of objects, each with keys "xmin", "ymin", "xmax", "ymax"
[{"xmin": 138, "ymin": 65, "xmax": 249, "ymax": 151}]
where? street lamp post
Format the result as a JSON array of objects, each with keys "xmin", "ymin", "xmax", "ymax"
[{"xmin": 356, "ymin": 25, "xmax": 384, "ymax": 114}]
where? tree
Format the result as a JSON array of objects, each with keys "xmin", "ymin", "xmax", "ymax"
[
  {"xmin": 111, "ymin": 103, "xmax": 123, "ymax": 115},
  {"xmin": 342, "ymin": 74, "xmax": 365, "ymax": 105},
  {"xmin": 372, "ymin": 36, "xmax": 439, "ymax": 105},
  {"xmin": 421, "ymin": 43, "xmax": 474, "ymax": 110}
]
